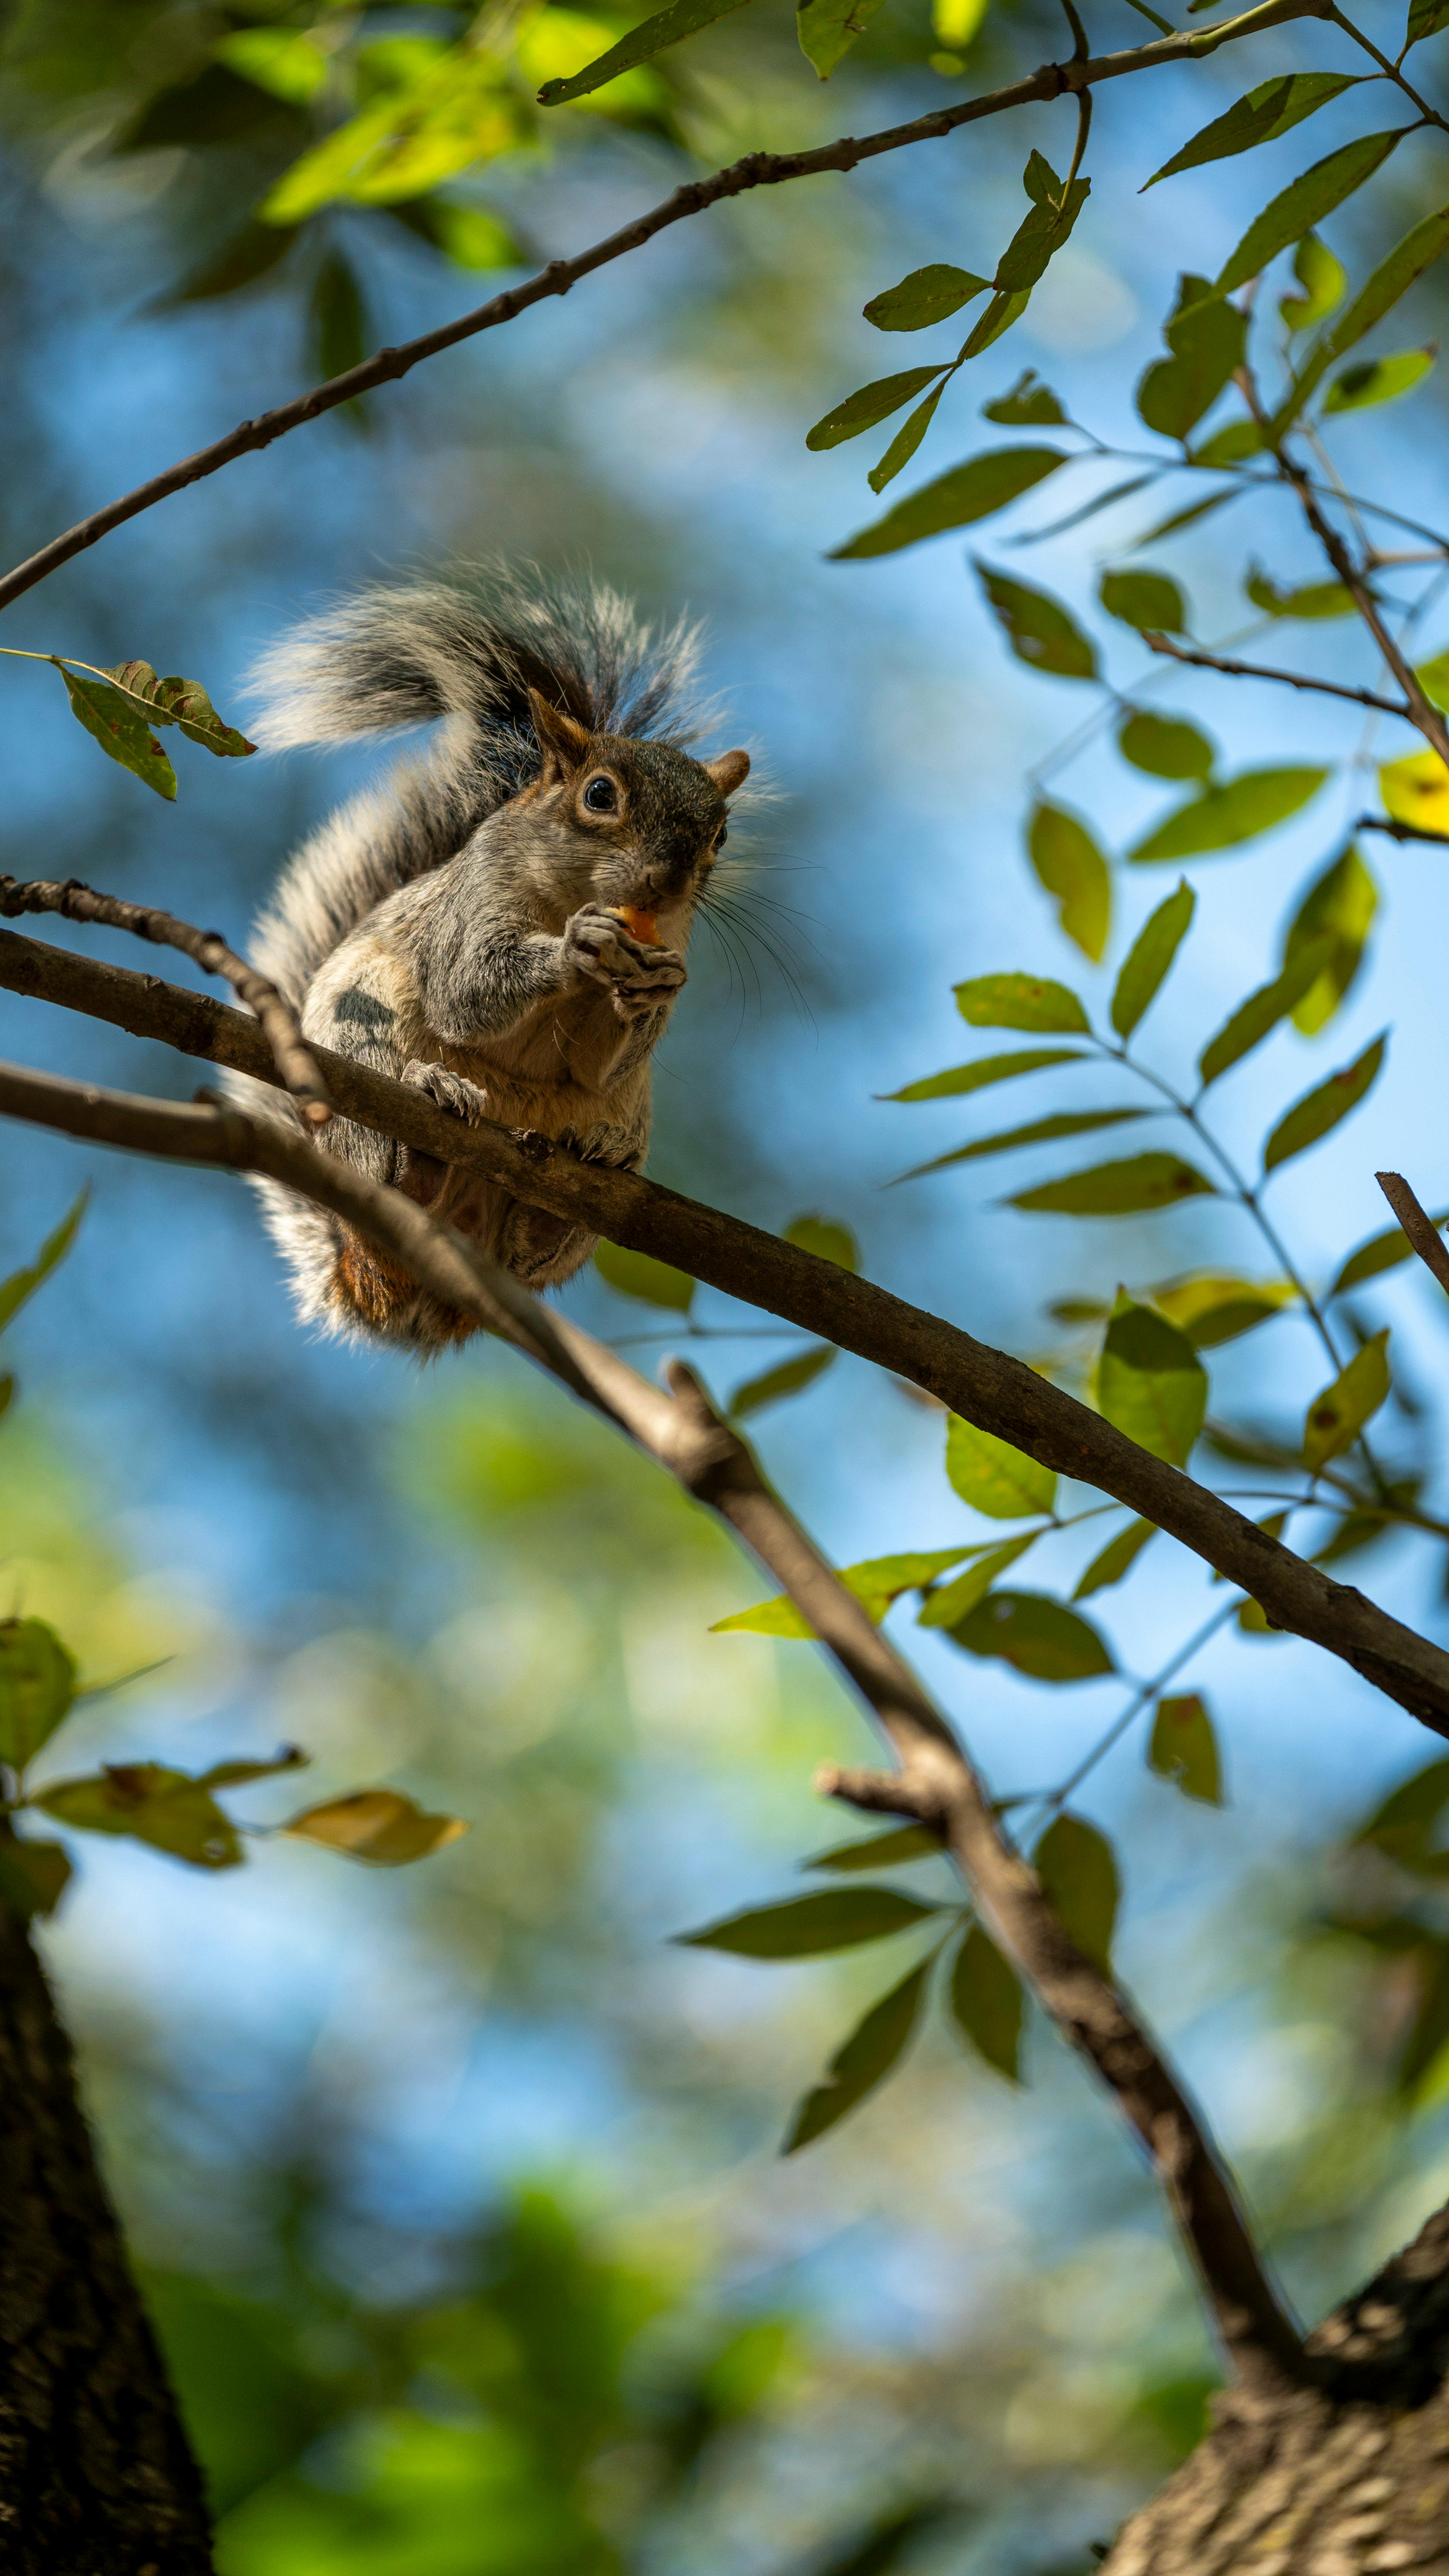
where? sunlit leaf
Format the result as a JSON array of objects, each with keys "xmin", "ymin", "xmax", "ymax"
[
  {"xmin": 1034, "ymin": 1814, "xmax": 1119, "ymax": 1965},
  {"xmin": 0, "ymin": 1619, "xmax": 78, "ymax": 1774},
  {"xmin": 385, "ymin": 196, "xmax": 522, "ymax": 270},
  {"xmin": 1303, "ymin": 1328, "xmax": 1391, "ymax": 1470},
  {"xmin": 1117, "ymin": 712, "xmax": 1216, "ymax": 782},
  {"xmin": 1417, "ymin": 651, "xmax": 1449, "ymax": 712},
  {"xmin": 879, "ymin": 1047, "xmax": 1085, "ymax": 1102},
  {"xmin": 538, "ymin": 0, "xmax": 750, "ymax": 100},
  {"xmin": 594, "ymin": 1241, "xmax": 695, "ymax": 1310},
  {"xmin": 895, "ymin": 1109, "xmax": 1147, "ymax": 1184},
  {"xmin": 0, "ymin": 1191, "xmax": 85, "ymax": 1336},
  {"xmin": 1010, "ymin": 1153, "xmax": 1216, "ymax": 1216},
  {"xmin": 1094, "ymin": 1291, "xmax": 1207, "ymax": 1466},
  {"xmin": 807, "ymin": 1822, "xmax": 943, "ymax": 1872},
  {"xmin": 1380, "ymin": 749, "xmax": 1449, "ymax": 836},
  {"xmin": 678, "ymin": 1888, "xmax": 944, "ymax": 1958},
  {"xmin": 982, "ymin": 368, "xmax": 1065, "ymax": 425},
  {"xmin": 868, "ymin": 384, "xmax": 948, "ymax": 494},
  {"xmin": 949, "ymin": 1591, "xmax": 1115, "ymax": 1682},
  {"xmin": 954, "ymin": 972, "xmax": 1089, "ymax": 1033},
  {"xmin": 1073, "ymin": 1516, "xmax": 1156, "ymax": 1597},
  {"xmin": 1129, "ymin": 766, "xmax": 1328, "ymax": 863},
  {"xmin": 784, "ymin": 1215, "xmax": 859, "ymax": 1271},
  {"xmin": 1277, "ymin": 196, "xmax": 1449, "ymax": 429},
  {"xmin": 729, "ymin": 1345, "xmax": 836, "ymax": 1419},
  {"xmin": 1282, "ymin": 844, "xmax": 1376, "ymax": 1033},
  {"xmin": 977, "ymin": 566, "xmax": 1097, "ymax": 681},
  {"xmin": 1280, "ymin": 231, "xmax": 1346, "ymax": 333},
  {"xmin": 829, "ymin": 448, "xmax": 1065, "ymax": 560},
  {"xmin": 0, "ymin": 1831, "xmax": 71, "ymax": 1921},
  {"xmin": 284, "ymin": 1788, "xmax": 469, "ymax": 1865},
  {"xmin": 214, "ymin": 27, "xmax": 328, "ymax": 103},
  {"xmin": 863, "ymin": 264, "xmax": 991, "ymax": 331},
  {"xmin": 1217, "ymin": 130, "xmax": 1405, "ymax": 298},
  {"xmin": 1197, "ymin": 934, "xmax": 1337, "ymax": 1086},
  {"xmin": 797, "ymin": 0, "xmax": 890, "ymax": 78},
  {"xmin": 1144, "ymin": 72, "xmax": 1360, "ymax": 190},
  {"xmin": 1149, "ymin": 1693, "xmax": 1223, "ymax": 1803},
  {"xmin": 1331, "ymin": 1208, "xmax": 1449, "ymax": 1295},
  {"xmin": 1099, "ymin": 568, "xmax": 1186, "ymax": 632},
  {"xmin": 917, "ymin": 1530, "xmax": 1041, "ymax": 1626},
  {"xmin": 1245, "ymin": 566, "xmax": 1354, "ymax": 619},
  {"xmin": 946, "ymin": 1416, "xmax": 1056, "ymax": 1519},
  {"xmin": 1262, "ymin": 1033, "xmax": 1385, "ymax": 1172},
  {"xmin": 949, "ymin": 1923, "xmax": 1023, "ymax": 2078},
  {"xmin": 713, "ymin": 1545, "xmax": 985, "ymax": 1637},
  {"xmin": 54, "ymin": 662, "xmax": 177, "ymax": 800},
  {"xmin": 104, "ymin": 661, "xmax": 256, "ymax": 757},
  {"xmin": 1150, "ymin": 1272, "xmax": 1297, "ymax": 1345},
  {"xmin": 1323, "ymin": 348, "xmax": 1435, "ymax": 414},
  {"xmin": 36, "ymin": 1764, "xmax": 241, "ymax": 1869},
  {"xmin": 1111, "ymin": 880, "xmax": 1196, "ymax": 1037},
  {"xmin": 1027, "ymin": 800, "xmax": 1112, "ymax": 960},
  {"xmin": 807, "ymin": 368, "xmax": 949, "ymax": 451},
  {"xmin": 784, "ymin": 1957, "xmax": 931, "ymax": 2151},
  {"xmin": 1136, "ymin": 283, "xmax": 1245, "ymax": 439}
]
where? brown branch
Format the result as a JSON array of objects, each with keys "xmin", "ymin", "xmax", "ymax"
[
  {"xmin": 1357, "ymin": 812, "xmax": 1449, "ymax": 845},
  {"xmin": 0, "ymin": 877, "xmax": 331, "ymax": 1130},
  {"xmin": 1375, "ymin": 1169, "xmax": 1449, "ymax": 1302},
  {"xmin": 1277, "ymin": 458, "xmax": 1449, "ymax": 763},
  {"xmin": 0, "ymin": 1052, "xmax": 1305, "ymax": 2398},
  {"xmin": 0, "ymin": 0, "xmax": 1329, "ymax": 616},
  {"xmin": 6, "ymin": 922, "xmax": 1449, "ymax": 1735},
  {"xmin": 1142, "ymin": 631, "xmax": 1409, "ymax": 719}
]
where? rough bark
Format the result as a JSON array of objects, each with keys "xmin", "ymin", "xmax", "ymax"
[{"xmin": 0, "ymin": 1900, "xmax": 213, "ymax": 2573}]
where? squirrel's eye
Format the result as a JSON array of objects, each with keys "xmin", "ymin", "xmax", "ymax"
[{"xmin": 583, "ymin": 775, "xmax": 617, "ymax": 814}]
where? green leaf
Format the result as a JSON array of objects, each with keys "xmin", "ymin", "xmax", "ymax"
[
  {"xmin": 713, "ymin": 1544, "xmax": 984, "ymax": 1637},
  {"xmin": 982, "ymin": 369, "xmax": 1065, "ymax": 426},
  {"xmin": 946, "ymin": 1416, "xmax": 1056, "ymax": 1519},
  {"xmin": 1029, "ymin": 802, "xmax": 1111, "ymax": 960},
  {"xmin": 1217, "ymin": 129, "xmax": 1406, "ymax": 298},
  {"xmin": 538, "ymin": 0, "xmax": 751, "ymax": 102},
  {"xmin": 384, "ymin": 197, "xmax": 522, "ymax": 271},
  {"xmin": 1408, "ymin": 0, "xmax": 1449, "ymax": 47},
  {"xmin": 896, "ymin": 1109, "xmax": 1148, "ymax": 1185},
  {"xmin": 1196, "ymin": 934, "xmax": 1338, "ymax": 1086},
  {"xmin": 284, "ymin": 1788, "xmax": 469, "ymax": 1865},
  {"xmin": 1094, "ymin": 1291, "xmax": 1207, "ymax": 1467},
  {"xmin": 1149, "ymin": 1693, "xmax": 1223, "ymax": 1803},
  {"xmin": 1111, "ymin": 880, "xmax": 1196, "ymax": 1038},
  {"xmin": 797, "ymin": 0, "xmax": 889, "ymax": 77},
  {"xmin": 678, "ymin": 1888, "xmax": 943, "ymax": 1958},
  {"xmin": 103, "ymin": 661, "xmax": 255, "ymax": 757},
  {"xmin": 1246, "ymin": 566, "xmax": 1355, "ymax": 619},
  {"xmin": 995, "ymin": 167, "xmax": 1090, "ymax": 295},
  {"xmin": 198, "ymin": 1749, "xmax": 309, "ymax": 1791},
  {"xmin": 310, "ymin": 245, "xmax": 368, "ymax": 420},
  {"xmin": 1010, "ymin": 1153, "xmax": 1216, "ymax": 1216},
  {"xmin": 954, "ymin": 972, "xmax": 1089, "ymax": 1033},
  {"xmin": 977, "ymin": 566, "xmax": 1098, "ymax": 682},
  {"xmin": 830, "ymin": 448, "xmax": 1065, "ymax": 560},
  {"xmin": 594, "ymin": 1241, "xmax": 695, "ymax": 1310},
  {"xmin": 1118, "ymin": 711, "xmax": 1216, "ymax": 782},
  {"xmin": 1151, "ymin": 1272, "xmax": 1296, "ymax": 1345},
  {"xmin": 1128, "ymin": 486, "xmax": 1242, "ymax": 548},
  {"xmin": 1303, "ymin": 1328, "xmax": 1390, "ymax": 1469},
  {"xmin": 806, "ymin": 369, "xmax": 949, "ymax": 451},
  {"xmin": 0, "ymin": 1192, "xmax": 85, "ymax": 1336},
  {"xmin": 1190, "ymin": 417, "xmax": 1263, "ymax": 467},
  {"xmin": 158, "ymin": 218, "xmax": 297, "ymax": 305},
  {"xmin": 0, "ymin": 1831, "xmax": 71, "ymax": 1921},
  {"xmin": 917, "ymin": 1531, "xmax": 1041, "ymax": 1627},
  {"xmin": 784, "ymin": 1957, "xmax": 931, "ymax": 2150},
  {"xmin": 863, "ymin": 265, "xmax": 990, "ymax": 331},
  {"xmin": 729, "ymin": 1345, "xmax": 836, "ymax": 1420},
  {"xmin": 1417, "ymin": 650, "xmax": 1449, "ymax": 712},
  {"xmin": 1034, "ymin": 1814, "xmax": 1119, "ymax": 1965},
  {"xmin": 1144, "ymin": 72, "xmax": 1360, "ymax": 189},
  {"xmin": 1073, "ymin": 1516, "xmax": 1156, "ymax": 1597},
  {"xmin": 959, "ymin": 285, "xmax": 1032, "ymax": 364},
  {"xmin": 879, "ymin": 1047, "xmax": 1085, "ymax": 1102},
  {"xmin": 1352, "ymin": 1756, "xmax": 1449, "ymax": 1872},
  {"xmin": 1280, "ymin": 231, "xmax": 1346, "ymax": 333},
  {"xmin": 1277, "ymin": 196, "xmax": 1449, "ymax": 429},
  {"xmin": 949, "ymin": 1592, "xmax": 1115, "ymax": 1682},
  {"xmin": 1099, "ymin": 568, "xmax": 1186, "ymax": 632},
  {"xmin": 1128, "ymin": 767, "xmax": 1328, "ymax": 864},
  {"xmin": 1322, "ymin": 348, "xmax": 1435, "ymax": 414},
  {"xmin": 1262, "ymin": 1033, "xmax": 1385, "ymax": 1172},
  {"xmin": 36, "ymin": 1764, "xmax": 242, "ymax": 1869},
  {"xmin": 807, "ymin": 1823, "xmax": 943, "ymax": 1872},
  {"xmin": 54, "ymin": 662, "xmax": 177, "ymax": 800},
  {"xmin": 784, "ymin": 1215, "xmax": 859, "ymax": 1271},
  {"xmin": 949, "ymin": 1924, "xmax": 1023, "ymax": 2079},
  {"xmin": 214, "ymin": 27, "xmax": 328, "ymax": 103},
  {"xmin": 869, "ymin": 385, "xmax": 947, "ymax": 494},
  {"xmin": 1136, "ymin": 287, "xmax": 1246, "ymax": 440},
  {"xmin": 1331, "ymin": 1208, "xmax": 1449, "ymax": 1295},
  {"xmin": 1282, "ymin": 844, "xmax": 1377, "ymax": 1034},
  {"xmin": 1015, "ymin": 473, "xmax": 1159, "ymax": 547},
  {"xmin": 0, "ymin": 1620, "xmax": 78, "ymax": 1774}
]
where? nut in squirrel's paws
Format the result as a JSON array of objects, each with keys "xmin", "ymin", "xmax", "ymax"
[
  {"xmin": 402, "ymin": 1061, "xmax": 490, "ymax": 1124},
  {"xmin": 564, "ymin": 902, "xmax": 687, "ymax": 1016}
]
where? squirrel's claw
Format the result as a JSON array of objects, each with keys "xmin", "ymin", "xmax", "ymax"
[{"xmin": 402, "ymin": 1061, "xmax": 490, "ymax": 1125}]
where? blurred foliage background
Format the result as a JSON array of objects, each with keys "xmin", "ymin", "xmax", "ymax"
[{"xmin": 9, "ymin": 1, "xmax": 1449, "ymax": 2568}]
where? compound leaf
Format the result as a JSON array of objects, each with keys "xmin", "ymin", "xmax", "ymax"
[{"xmin": 807, "ymin": 368, "xmax": 950, "ymax": 451}]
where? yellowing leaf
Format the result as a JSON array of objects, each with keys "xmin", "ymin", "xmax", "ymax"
[
  {"xmin": 946, "ymin": 1417, "xmax": 1056, "ymax": 1520},
  {"xmin": 1304, "ymin": 1330, "xmax": 1391, "ymax": 1471},
  {"xmin": 1150, "ymin": 1273, "xmax": 1296, "ymax": 1346},
  {"xmin": 1129, "ymin": 767, "xmax": 1328, "ymax": 864},
  {"xmin": 1025, "ymin": 802, "xmax": 1110, "ymax": 963},
  {"xmin": 784, "ymin": 1215, "xmax": 858, "ymax": 1271},
  {"xmin": 214, "ymin": 28, "xmax": 328, "ymax": 104},
  {"xmin": 1279, "ymin": 233, "xmax": 1345, "ymax": 334},
  {"xmin": 1149, "ymin": 1693, "xmax": 1223, "ymax": 1804},
  {"xmin": 55, "ymin": 663, "xmax": 176, "ymax": 801},
  {"xmin": 1323, "ymin": 348, "xmax": 1435, "ymax": 414},
  {"xmin": 1010, "ymin": 1153, "xmax": 1215, "ymax": 1216},
  {"xmin": 917, "ymin": 1531, "xmax": 1040, "ymax": 1626},
  {"xmin": 953, "ymin": 972, "xmax": 1090, "ymax": 1033},
  {"xmin": 1093, "ymin": 1292, "xmax": 1206, "ymax": 1467},
  {"xmin": 36, "ymin": 1764, "xmax": 241, "ymax": 1869},
  {"xmin": 284, "ymin": 1789, "xmax": 469, "ymax": 1866},
  {"xmin": 1281, "ymin": 845, "xmax": 1376, "ymax": 1035},
  {"xmin": 1262, "ymin": 1035, "xmax": 1385, "ymax": 1173},
  {"xmin": 784, "ymin": 1957, "xmax": 930, "ymax": 2151},
  {"xmin": 1110, "ymin": 880, "xmax": 1196, "ymax": 1038},
  {"xmin": 1380, "ymin": 750, "xmax": 1449, "ymax": 837},
  {"xmin": 712, "ymin": 1545, "xmax": 984, "ymax": 1637}
]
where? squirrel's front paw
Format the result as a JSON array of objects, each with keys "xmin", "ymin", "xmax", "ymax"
[
  {"xmin": 563, "ymin": 903, "xmax": 687, "ymax": 1013},
  {"xmin": 403, "ymin": 1060, "xmax": 489, "ymax": 1125}
]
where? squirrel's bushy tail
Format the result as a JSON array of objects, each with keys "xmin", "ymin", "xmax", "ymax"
[{"xmin": 245, "ymin": 569, "xmax": 706, "ymax": 1006}]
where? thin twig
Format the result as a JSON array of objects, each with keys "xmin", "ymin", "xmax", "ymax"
[
  {"xmin": 0, "ymin": 1048, "xmax": 1308, "ymax": 2398},
  {"xmin": 0, "ymin": 877, "xmax": 331, "ymax": 1129},
  {"xmin": 6, "ymin": 920, "xmax": 1449, "ymax": 1734},
  {"xmin": 1357, "ymin": 813, "xmax": 1449, "ymax": 846},
  {"xmin": 0, "ymin": 0, "xmax": 1331, "ymax": 616},
  {"xmin": 1141, "ymin": 631, "xmax": 1409, "ymax": 719},
  {"xmin": 1375, "ymin": 1170, "xmax": 1449, "ymax": 1302}
]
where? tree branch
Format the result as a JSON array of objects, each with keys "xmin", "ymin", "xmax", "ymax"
[
  {"xmin": 0, "ymin": 1053, "xmax": 1307, "ymax": 2398},
  {"xmin": 6, "ymin": 920, "xmax": 1449, "ymax": 1734},
  {"xmin": 1357, "ymin": 812, "xmax": 1449, "ymax": 845},
  {"xmin": 0, "ymin": 0, "xmax": 1328, "ymax": 615},
  {"xmin": 1142, "ymin": 631, "xmax": 1409, "ymax": 719},
  {"xmin": 1278, "ymin": 457, "xmax": 1449, "ymax": 762},
  {"xmin": 1375, "ymin": 1169, "xmax": 1449, "ymax": 1302}
]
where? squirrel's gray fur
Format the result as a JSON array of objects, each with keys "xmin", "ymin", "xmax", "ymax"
[{"xmin": 232, "ymin": 570, "xmax": 750, "ymax": 1349}]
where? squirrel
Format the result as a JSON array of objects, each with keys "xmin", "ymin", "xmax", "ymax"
[{"xmin": 232, "ymin": 572, "xmax": 750, "ymax": 1348}]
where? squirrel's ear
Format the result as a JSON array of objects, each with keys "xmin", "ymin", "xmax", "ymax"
[
  {"xmin": 529, "ymin": 687, "xmax": 591, "ymax": 779},
  {"xmin": 706, "ymin": 748, "xmax": 750, "ymax": 798}
]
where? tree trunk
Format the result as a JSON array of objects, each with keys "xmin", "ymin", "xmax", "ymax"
[
  {"xmin": 1105, "ymin": 2204, "xmax": 1449, "ymax": 2573},
  {"xmin": 0, "ymin": 1903, "xmax": 213, "ymax": 2574}
]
